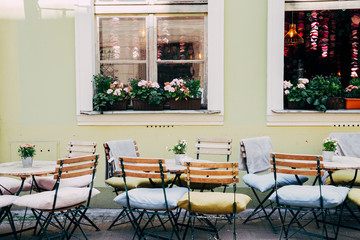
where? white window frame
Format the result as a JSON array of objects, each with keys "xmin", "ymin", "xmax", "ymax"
[
  {"xmin": 75, "ymin": 0, "xmax": 224, "ymax": 125},
  {"xmin": 267, "ymin": 0, "xmax": 360, "ymax": 126}
]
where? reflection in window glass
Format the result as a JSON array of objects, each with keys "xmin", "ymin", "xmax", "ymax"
[
  {"xmin": 157, "ymin": 16, "xmax": 205, "ymax": 60},
  {"xmin": 99, "ymin": 17, "xmax": 146, "ymax": 61},
  {"xmin": 100, "ymin": 63, "xmax": 146, "ymax": 83}
]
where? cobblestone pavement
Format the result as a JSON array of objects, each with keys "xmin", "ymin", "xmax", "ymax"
[{"xmin": 1, "ymin": 209, "xmax": 359, "ymax": 239}]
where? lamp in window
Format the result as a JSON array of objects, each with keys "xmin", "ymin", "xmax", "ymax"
[{"xmin": 284, "ymin": 12, "xmax": 304, "ymax": 46}]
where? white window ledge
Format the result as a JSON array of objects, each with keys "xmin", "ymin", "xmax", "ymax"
[
  {"xmin": 268, "ymin": 110, "xmax": 360, "ymax": 126},
  {"xmin": 77, "ymin": 110, "xmax": 223, "ymax": 125}
]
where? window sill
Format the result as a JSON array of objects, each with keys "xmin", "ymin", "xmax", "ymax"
[
  {"xmin": 267, "ymin": 109, "xmax": 360, "ymax": 126},
  {"xmin": 77, "ymin": 110, "xmax": 223, "ymax": 126}
]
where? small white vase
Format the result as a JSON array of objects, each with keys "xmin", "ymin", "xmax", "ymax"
[
  {"xmin": 322, "ymin": 151, "xmax": 335, "ymax": 162},
  {"xmin": 22, "ymin": 156, "xmax": 33, "ymax": 168},
  {"xmin": 174, "ymin": 154, "xmax": 186, "ymax": 165}
]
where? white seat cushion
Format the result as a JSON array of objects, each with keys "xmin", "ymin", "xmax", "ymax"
[
  {"xmin": 14, "ymin": 187, "xmax": 100, "ymax": 210},
  {"xmin": 269, "ymin": 185, "xmax": 349, "ymax": 208},
  {"xmin": 114, "ymin": 187, "xmax": 188, "ymax": 210},
  {"xmin": 242, "ymin": 173, "xmax": 308, "ymax": 192},
  {"xmin": 0, "ymin": 195, "xmax": 19, "ymax": 208},
  {"xmin": 0, "ymin": 177, "xmax": 31, "ymax": 194},
  {"xmin": 27, "ymin": 175, "xmax": 93, "ymax": 191}
]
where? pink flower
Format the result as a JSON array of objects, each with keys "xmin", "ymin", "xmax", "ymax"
[
  {"xmin": 351, "ymin": 72, "xmax": 358, "ymax": 78},
  {"xmin": 284, "ymin": 90, "xmax": 290, "ymax": 95},
  {"xmin": 283, "ymin": 81, "xmax": 293, "ymax": 89},
  {"xmin": 107, "ymin": 89, "xmax": 113, "ymax": 94},
  {"xmin": 169, "ymin": 87, "xmax": 175, "ymax": 93},
  {"xmin": 298, "ymin": 78, "xmax": 309, "ymax": 84},
  {"xmin": 124, "ymin": 87, "xmax": 131, "ymax": 93},
  {"xmin": 297, "ymin": 83, "xmax": 305, "ymax": 89},
  {"xmin": 113, "ymin": 89, "xmax": 122, "ymax": 96},
  {"xmin": 151, "ymin": 82, "xmax": 160, "ymax": 89}
]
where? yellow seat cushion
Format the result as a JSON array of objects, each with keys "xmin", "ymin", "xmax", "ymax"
[
  {"xmin": 177, "ymin": 192, "xmax": 251, "ymax": 214},
  {"xmin": 105, "ymin": 176, "xmax": 173, "ymax": 191},
  {"xmin": 174, "ymin": 175, "xmax": 222, "ymax": 190},
  {"xmin": 325, "ymin": 170, "xmax": 360, "ymax": 186},
  {"xmin": 348, "ymin": 188, "xmax": 360, "ymax": 206}
]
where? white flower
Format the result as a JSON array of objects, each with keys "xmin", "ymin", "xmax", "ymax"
[
  {"xmin": 284, "ymin": 90, "xmax": 290, "ymax": 95},
  {"xmin": 113, "ymin": 89, "xmax": 122, "ymax": 96},
  {"xmin": 297, "ymin": 83, "xmax": 305, "ymax": 89},
  {"xmin": 298, "ymin": 78, "xmax": 309, "ymax": 84},
  {"xmin": 107, "ymin": 89, "xmax": 113, "ymax": 94},
  {"xmin": 177, "ymin": 146, "xmax": 181, "ymax": 150}
]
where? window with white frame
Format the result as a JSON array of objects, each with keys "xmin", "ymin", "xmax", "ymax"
[
  {"xmin": 75, "ymin": 0, "xmax": 224, "ymax": 125},
  {"xmin": 96, "ymin": 13, "xmax": 208, "ymax": 104},
  {"xmin": 267, "ymin": 0, "xmax": 360, "ymax": 126}
]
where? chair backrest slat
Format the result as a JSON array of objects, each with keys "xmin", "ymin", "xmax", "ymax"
[
  {"xmin": 185, "ymin": 162, "xmax": 239, "ymax": 184},
  {"xmin": 66, "ymin": 141, "xmax": 97, "ymax": 158},
  {"xmin": 271, "ymin": 153, "xmax": 324, "ymax": 177},
  {"xmin": 120, "ymin": 157, "xmax": 167, "ymax": 180},
  {"xmin": 54, "ymin": 154, "xmax": 99, "ymax": 180},
  {"xmin": 196, "ymin": 138, "xmax": 232, "ymax": 160},
  {"xmin": 197, "ymin": 138, "xmax": 232, "ymax": 143},
  {"xmin": 195, "ymin": 143, "xmax": 232, "ymax": 149},
  {"xmin": 195, "ymin": 149, "xmax": 232, "ymax": 156}
]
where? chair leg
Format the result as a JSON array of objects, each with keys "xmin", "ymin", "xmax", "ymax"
[
  {"xmin": 244, "ymin": 188, "xmax": 276, "ymax": 232},
  {"xmin": 6, "ymin": 209, "xmax": 19, "ymax": 240}
]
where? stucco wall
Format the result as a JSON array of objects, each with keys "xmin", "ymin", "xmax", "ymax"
[{"xmin": 0, "ymin": 0, "xmax": 356, "ymax": 194}]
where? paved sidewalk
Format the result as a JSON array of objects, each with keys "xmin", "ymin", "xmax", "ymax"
[{"xmin": 1, "ymin": 209, "xmax": 359, "ymax": 239}]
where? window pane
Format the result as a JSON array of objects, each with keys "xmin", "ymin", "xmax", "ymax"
[
  {"xmin": 157, "ymin": 62, "xmax": 205, "ymax": 89},
  {"xmin": 157, "ymin": 16, "xmax": 205, "ymax": 60},
  {"xmin": 99, "ymin": 17, "xmax": 146, "ymax": 60},
  {"xmin": 100, "ymin": 63, "xmax": 146, "ymax": 83}
]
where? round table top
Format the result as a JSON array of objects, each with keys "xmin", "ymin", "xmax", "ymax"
[
  {"xmin": 0, "ymin": 161, "xmax": 57, "ymax": 178},
  {"xmin": 323, "ymin": 156, "xmax": 360, "ymax": 170}
]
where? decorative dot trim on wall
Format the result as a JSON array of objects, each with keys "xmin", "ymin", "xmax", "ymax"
[
  {"xmin": 146, "ymin": 125, "xmax": 174, "ymax": 128},
  {"xmin": 333, "ymin": 124, "xmax": 360, "ymax": 127}
]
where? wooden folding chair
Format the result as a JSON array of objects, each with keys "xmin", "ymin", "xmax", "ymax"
[
  {"xmin": 178, "ymin": 162, "xmax": 251, "ymax": 240},
  {"xmin": 113, "ymin": 157, "xmax": 187, "ymax": 240},
  {"xmin": 66, "ymin": 141, "xmax": 97, "ymax": 158},
  {"xmin": 14, "ymin": 154, "xmax": 100, "ymax": 239},
  {"xmin": 270, "ymin": 153, "xmax": 349, "ymax": 239},
  {"xmin": 0, "ymin": 190, "xmax": 19, "ymax": 239}
]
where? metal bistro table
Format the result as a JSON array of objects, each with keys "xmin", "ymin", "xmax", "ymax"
[
  {"xmin": 0, "ymin": 160, "xmax": 57, "ymax": 238},
  {"xmin": 0, "ymin": 161, "xmax": 57, "ymax": 194},
  {"xmin": 323, "ymin": 156, "xmax": 360, "ymax": 187}
]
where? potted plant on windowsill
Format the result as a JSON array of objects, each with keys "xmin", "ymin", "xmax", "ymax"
[
  {"xmin": 344, "ymin": 78, "xmax": 360, "ymax": 109},
  {"xmin": 92, "ymin": 74, "xmax": 131, "ymax": 113},
  {"xmin": 129, "ymin": 79, "xmax": 165, "ymax": 110},
  {"xmin": 164, "ymin": 78, "xmax": 202, "ymax": 110},
  {"xmin": 283, "ymin": 79, "xmax": 309, "ymax": 109},
  {"xmin": 323, "ymin": 75, "xmax": 343, "ymax": 110}
]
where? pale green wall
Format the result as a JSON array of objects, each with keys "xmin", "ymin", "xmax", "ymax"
[{"xmin": 0, "ymin": 0, "xmax": 355, "ymax": 192}]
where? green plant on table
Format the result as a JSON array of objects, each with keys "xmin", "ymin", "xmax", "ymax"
[
  {"xmin": 322, "ymin": 137, "xmax": 338, "ymax": 152},
  {"xmin": 168, "ymin": 140, "xmax": 187, "ymax": 154},
  {"xmin": 18, "ymin": 144, "xmax": 36, "ymax": 158}
]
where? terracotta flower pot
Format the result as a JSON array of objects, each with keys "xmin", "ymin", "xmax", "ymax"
[
  {"xmin": 132, "ymin": 99, "xmax": 164, "ymax": 111},
  {"xmin": 169, "ymin": 98, "xmax": 201, "ymax": 110},
  {"xmin": 344, "ymin": 98, "xmax": 360, "ymax": 109}
]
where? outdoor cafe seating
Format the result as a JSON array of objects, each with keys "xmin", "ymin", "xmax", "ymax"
[
  {"xmin": 239, "ymin": 136, "xmax": 308, "ymax": 232},
  {"xmin": 270, "ymin": 153, "xmax": 350, "ymax": 239},
  {"xmin": 12, "ymin": 154, "xmax": 100, "ymax": 239}
]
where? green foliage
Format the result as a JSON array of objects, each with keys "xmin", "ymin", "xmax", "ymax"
[
  {"xmin": 18, "ymin": 144, "xmax": 36, "ymax": 158},
  {"xmin": 349, "ymin": 78, "xmax": 360, "ymax": 86},
  {"xmin": 345, "ymin": 78, "xmax": 360, "ymax": 98},
  {"xmin": 92, "ymin": 74, "xmax": 131, "ymax": 113},
  {"xmin": 130, "ymin": 79, "xmax": 165, "ymax": 106},
  {"xmin": 93, "ymin": 74, "xmax": 113, "ymax": 94},
  {"xmin": 323, "ymin": 137, "xmax": 338, "ymax": 152},
  {"xmin": 186, "ymin": 79, "xmax": 202, "ymax": 98}
]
